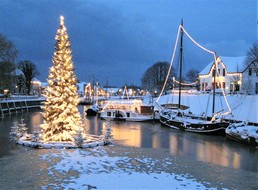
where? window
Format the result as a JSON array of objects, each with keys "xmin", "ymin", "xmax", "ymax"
[
  {"xmin": 223, "ymin": 82, "xmax": 225, "ymax": 89},
  {"xmin": 235, "ymin": 84, "xmax": 240, "ymax": 91},
  {"xmin": 107, "ymin": 112, "xmax": 111, "ymax": 116},
  {"xmin": 223, "ymin": 68, "xmax": 225, "ymax": 76},
  {"xmin": 218, "ymin": 69, "xmax": 220, "ymax": 75},
  {"xmin": 249, "ymin": 68, "xmax": 252, "ymax": 76},
  {"xmin": 230, "ymin": 84, "xmax": 233, "ymax": 92}
]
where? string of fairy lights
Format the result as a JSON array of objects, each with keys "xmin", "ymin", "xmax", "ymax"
[{"xmin": 172, "ymin": 78, "xmax": 198, "ymax": 86}]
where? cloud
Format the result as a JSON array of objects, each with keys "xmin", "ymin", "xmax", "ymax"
[{"xmin": 0, "ymin": 0, "xmax": 256, "ymax": 87}]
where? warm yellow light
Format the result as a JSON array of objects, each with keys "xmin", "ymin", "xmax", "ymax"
[{"xmin": 60, "ymin": 15, "xmax": 64, "ymax": 25}]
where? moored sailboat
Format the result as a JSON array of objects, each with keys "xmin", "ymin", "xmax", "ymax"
[{"xmin": 158, "ymin": 21, "xmax": 230, "ymax": 135}]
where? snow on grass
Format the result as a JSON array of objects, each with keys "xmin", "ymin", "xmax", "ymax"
[{"xmin": 40, "ymin": 147, "xmax": 222, "ymax": 190}]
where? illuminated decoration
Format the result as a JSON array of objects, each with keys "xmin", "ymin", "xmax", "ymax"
[
  {"xmin": 40, "ymin": 16, "xmax": 84, "ymax": 142},
  {"xmin": 156, "ymin": 24, "xmax": 231, "ymax": 116},
  {"xmin": 102, "ymin": 120, "xmax": 113, "ymax": 144},
  {"xmin": 9, "ymin": 16, "xmax": 108, "ymax": 148},
  {"xmin": 173, "ymin": 78, "xmax": 198, "ymax": 86}
]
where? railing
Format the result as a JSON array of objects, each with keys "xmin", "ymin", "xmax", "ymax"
[{"xmin": 0, "ymin": 98, "xmax": 45, "ymax": 117}]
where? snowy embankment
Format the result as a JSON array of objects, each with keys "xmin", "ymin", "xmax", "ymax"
[
  {"xmin": 155, "ymin": 93, "xmax": 257, "ymax": 124},
  {"xmin": 41, "ymin": 148, "xmax": 221, "ymax": 190}
]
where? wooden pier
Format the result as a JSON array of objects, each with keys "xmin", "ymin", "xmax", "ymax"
[{"xmin": 0, "ymin": 98, "xmax": 44, "ymax": 117}]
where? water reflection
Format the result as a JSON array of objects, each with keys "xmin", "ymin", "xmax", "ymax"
[{"xmin": 0, "ymin": 106, "xmax": 257, "ymax": 173}]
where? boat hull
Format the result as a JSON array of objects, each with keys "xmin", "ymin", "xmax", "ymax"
[
  {"xmin": 160, "ymin": 114, "xmax": 185, "ymax": 130},
  {"xmin": 100, "ymin": 115, "xmax": 154, "ymax": 122},
  {"xmin": 160, "ymin": 113, "xmax": 228, "ymax": 135},
  {"xmin": 185, "ymin": 122, "xmax": 228, "ymax": 135},
  {"xmin": 85, "ymin": 109, "xmax": 98, "ymax": 116}
]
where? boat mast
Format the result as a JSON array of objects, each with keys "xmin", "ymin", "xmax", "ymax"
[
  {"xmin": 178, "ymin": 19, "xmax": 183, "ymax": 109},
  {"xmin": 212, "ymin": 55, "xmax": 217, "ymax": 116}
]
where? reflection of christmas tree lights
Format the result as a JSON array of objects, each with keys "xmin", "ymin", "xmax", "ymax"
[
  {"xmin": 102, "ymin": 120, "xmax": 113, "ymax": 145},
  {"xmin": 40, "ymin": 16, "xmax": 84, "ymax": 142}
]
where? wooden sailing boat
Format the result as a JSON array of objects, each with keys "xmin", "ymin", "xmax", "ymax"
[{"xmin": 159, "ymin": 20, "xmax": 230, "ymax": 135}]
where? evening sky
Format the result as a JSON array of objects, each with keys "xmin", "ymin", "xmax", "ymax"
[{"xmin": 0, "ymin": 0, "xmax": 257, "ymax": 86}]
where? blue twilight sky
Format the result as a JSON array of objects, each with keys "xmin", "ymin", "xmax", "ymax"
[{"xmin": 0, "ymin": 0, "xmax": 257, "ymax": 87}]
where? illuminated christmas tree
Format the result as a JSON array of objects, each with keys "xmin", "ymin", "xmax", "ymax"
[{"xmin": 41, "ymin": 16, "xmax": 84, "ymax": 142}]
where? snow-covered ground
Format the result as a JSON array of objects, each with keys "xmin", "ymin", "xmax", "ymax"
[
  {"xmin": 40, "ymin": 147, "xmax": 224, "ymax": 190},
  {"xmin": 155, "ymin": 93, "xmax": 257, "ymax": 124}
]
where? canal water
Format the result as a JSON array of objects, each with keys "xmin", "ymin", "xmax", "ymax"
[{"xmin": 0, "ymin": 106, "xmax": 257, "ymax": 189}]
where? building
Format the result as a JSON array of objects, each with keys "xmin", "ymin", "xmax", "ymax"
[{"xmin": 199, "ymin": 56, "xmax": 258, "ymax": 95}]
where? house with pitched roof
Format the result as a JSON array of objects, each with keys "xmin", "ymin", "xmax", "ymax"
[{"xmin": 198, "ymin": 56, "xmax": 258, "ymax": 95}]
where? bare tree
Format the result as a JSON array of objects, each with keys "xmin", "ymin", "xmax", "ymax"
[
  {"xmin": 0, "ymin": 34, "xmax": 18, "ymax": 93},
  {"xmin": 0, "ymin": 34, "xmax": 18, "ymax": 63},
  {"xmin": 16, "ymin": 74, "xmax": 25, "ymax": 94},
  {"xmin": 245, "ymin": 42, "xmax": 258, "ymax": 66},
  {"xmin": 141, "ymin": 61, "xmax": 176, "ymax": 94},
  {"xmin": 0, "ymin": 61, "xmax": 16, "ymax": 92},
  {"xmin": 243, "ymin": 42, "xmax": 258, "ymax": 94},
  {"xmin": 18, "ymin": 60, "xmax": 39, "ymax": 95},
  {"xmin": 186, "ymin": 68, "xmax": 199, "ymax": 82}
]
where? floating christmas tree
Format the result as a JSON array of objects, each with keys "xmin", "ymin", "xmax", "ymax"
[
  {"xmin": 41, "ymin": 16, "xmax": 84, "ymax": 142},
  {"xmin": 102, "ymin": 120, "xmax": 113, "ymax": 144}
]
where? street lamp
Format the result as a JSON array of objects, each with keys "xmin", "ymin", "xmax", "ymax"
[{"xmin": 4, "ymin": 89, "xmax": 9, "ymax": 100}]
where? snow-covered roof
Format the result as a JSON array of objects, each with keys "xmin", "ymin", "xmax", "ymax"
[
  {"xmin": 41, "ymin": 82, "xmax": 48, "ymax": 87},
  {"xmin": 199, "ymin": 61, "xmax": 213, "ymax": 75},
  {"xmin": 32, "ymin": 77, "xmax": 41, "ymax": 82},
  {"xmin": 199, "ymin": 56, "xmax": 246, "ymax": 75},
  {"xmin": 11, "ymin": 69, "xmax": 24, "ymax": 76}
]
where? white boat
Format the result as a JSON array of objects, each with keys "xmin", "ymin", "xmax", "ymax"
[{"xmin": 99, "ymin": 99, "xmax": 158, "ymax": 122}]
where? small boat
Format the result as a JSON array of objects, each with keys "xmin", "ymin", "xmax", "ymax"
[
  {"xmin": 226, "ymin": 122, "xmax": 258, "ymax": 146},
  {"xmin": 99, "ymin": 99, "xmax": 158, "ymax": 122},
  {"xmin": 85, "ymin": 104, "xmax": 100, "ymax": 116}
]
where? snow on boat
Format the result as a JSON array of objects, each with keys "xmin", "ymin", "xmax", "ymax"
[
  {"xmin": 99, "ymin": 99, "xmax": 158, "ymax": 122},
  {"xmin": 226, "ymin": 122, "xmax": 258, "ymax": 146},
  {"xmin": 160, "ymin": 109, "xmax": 228, "ymax": 135},
  {"xmin": 157, "ymin": 21, "xmax": 230, "ymax": 135},
  {"xmin": 85, "ymin": 104, "xmax": 100, "ymax": 116}
]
